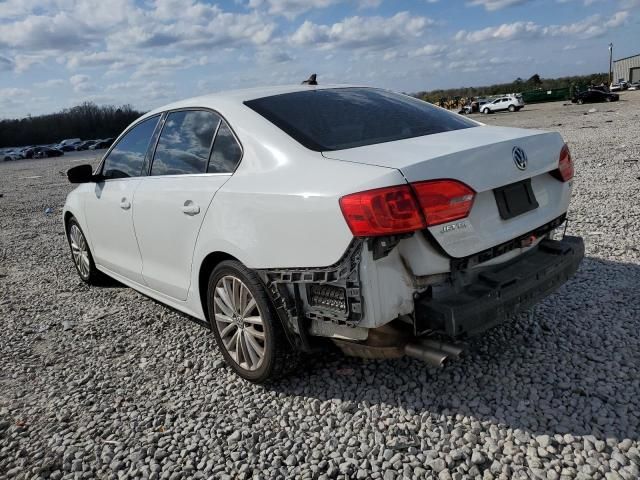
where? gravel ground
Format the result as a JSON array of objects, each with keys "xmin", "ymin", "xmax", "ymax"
[{"xmin": 1, "ymin": 92, "xmax": 639, "ymax": 480}]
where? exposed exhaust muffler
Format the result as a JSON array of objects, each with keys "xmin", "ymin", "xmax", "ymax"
[
  {"xmin": 404, "ymin": 343, "xmax": 448, "ymax": 368},
  {"xmin": 418, "ymin": 338, "xmax": 464, "ymax": 360},
  {"xmin": 404, "ymin": 339, "xmax": 464, "ymax": 368}
]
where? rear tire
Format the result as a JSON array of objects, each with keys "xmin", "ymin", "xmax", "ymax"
[
  {"xmin": 508, "ymin": 105, "xmax": 516, "ymax": 112},
  {"xmin": 605, "ymin": 96, "xmax": 612, "ymax": 102},
  {"xmin": 577, "ymin": 99, "xmax": 584, "ymax": 105},
  {"xmin": 66, "ymin": 217, "xmax": 104, "ymax": 285},
  {"xmin": 207, "ymin": 260, "xmax": 295, "ymax": 383}
]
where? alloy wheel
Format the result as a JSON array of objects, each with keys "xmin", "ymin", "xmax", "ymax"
[
  {"xmin": 213, "ymin": 275, "xmax": 266, "ymax": 371},
  {"xmin": 69, "ymin": 224, "xmax": 90, "ymax": 279}
]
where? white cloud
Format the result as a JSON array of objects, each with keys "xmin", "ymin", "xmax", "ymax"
[
  {"xmin": 290, "ymin": 12, "xmax": 432, "ymax": 50},
  {"xmin": 604, "ymin": 10, "xmax": 629, "ymax": 28},
  {"xmin": 0, "ymin": 12, "xmax": 101, "ymax": 51},
  {"xmin": 455, "ymin": 11, "xmax": 630, "ymax": 42},
  {"xmin": 409, "ymin": 44, "xmax": 447, "ymax": 57},
  {"xmin": 65, "ymin": 51, "xmax": 139, "ymax": 70},
  {"xmin": 0, "ymin": 88, "xmax": 29, "ymax": 97},
  {"xmin": 107, "ymin": 7, "xmax": 275, "ymax": 51},
  {"xmin": 467, "ymin": 0, "xmax": 531, "ymax": 10},
  {"xmin": 248, "ymin": 0, "xmax": 381, "ymax": 19},
  {"xmin": 35, "ymin": 79, "xmax": 66, "ymax": 88},
  {"xmin": 70, "ymin": 74, "xmax": 91, "ymax": 92},
  {"xmin": 130, "ymin": 56, "xmax": 200, "ymax": 79},
  {"xmin": 250, "ymin": 0, "xmax": 338, "ymax": 18}
]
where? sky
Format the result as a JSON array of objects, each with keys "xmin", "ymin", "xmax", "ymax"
[{"xmin": 0, "ymin": 0, "xmax": 638, "ymax": 119}]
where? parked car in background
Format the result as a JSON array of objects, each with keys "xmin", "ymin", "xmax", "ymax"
[
  {"xmin": 628, "ymin": 82, "xmax": 640, "ymax": 91},
  {"xmin": 57, "ymin": 144, "xmax": 79, "ymax": 152},
  {"xmin": 33, "ymin": 146, "xmax": 64, "ymax": 158},
  {"xmin": 63, "ymin": 84, "xmax": 583, "ymax": 382},
  {"xmin": 89, "ymin": 138, "xmax": 115, "ymax": 150},
  {"xmin": 59, "ymin": 138, "xmax": 81, "ymax": 146},
  {"xmin": 481, "ymin": 94, "xmax": 525, "ymax": 114},
  {"xmin": 609, "ymin": 82, "xmax": 628, "ymax": 92},
  {"xmin": 462, "ymin": 98, "xmax": 489, "ymax": 114},
  {"xmin": 2, "ymin": 150, "xmax": 23, "ymax": 161},
  {"xmin": 571, "ymin": 90, "xmax": 619, "ymax": 104},
  {"xmin": 76, "ymin": 140, "xmax": 98, "ymax": 151}
]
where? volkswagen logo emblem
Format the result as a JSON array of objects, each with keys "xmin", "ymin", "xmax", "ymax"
[{"xmin": 512, "ymin": 146, "xmax": 527, "ymax": 170}]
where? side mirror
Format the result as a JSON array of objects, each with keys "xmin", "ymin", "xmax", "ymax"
[{"xmin": 67, "ymin": 164, "xmax": 101, "ymax": 184}]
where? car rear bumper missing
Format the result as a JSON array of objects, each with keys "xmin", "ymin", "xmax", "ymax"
[{"xmin": 414, "ymin": 236, "xmax": 585, "ymax": 337}]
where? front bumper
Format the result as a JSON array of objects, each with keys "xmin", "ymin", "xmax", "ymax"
[{"xmin": 414, "ymin": 236, "xmax": 584, "ymax": 337}]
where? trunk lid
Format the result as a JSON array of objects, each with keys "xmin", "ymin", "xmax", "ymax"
[{"xmin": 323, "ymin": 125, "xmax": 572, "ymax": 258}]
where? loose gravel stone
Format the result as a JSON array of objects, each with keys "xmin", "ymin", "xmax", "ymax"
[{"xmin": 1, "ymin": 95, "xmax": 640, "ymax": 479}]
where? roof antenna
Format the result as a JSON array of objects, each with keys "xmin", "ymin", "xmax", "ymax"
[{"xmin": 302, "ymin": 74, "xmax": 317, "ymax": 85}]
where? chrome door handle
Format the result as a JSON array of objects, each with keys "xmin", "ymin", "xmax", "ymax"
[
  {"xmin": 120, "ymin": 198, "xmax": 131, "ymax": 210},
  {"xmin": 181, "ymin": 201, "xmax": 200, "ymax": 216}
]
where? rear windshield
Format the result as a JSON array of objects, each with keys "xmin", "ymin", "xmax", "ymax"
[{"xmin": 244, "ymin": 87, "xmax": 477, "ymax": 151}]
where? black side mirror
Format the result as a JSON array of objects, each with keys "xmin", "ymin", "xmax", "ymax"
[{"xmin": 67, "ymin": 164, "xmax": 100, "ymax": 184}]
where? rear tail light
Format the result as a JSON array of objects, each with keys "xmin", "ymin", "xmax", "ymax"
[
  {"xmin": 339, "ymin": 185, "xmax": 425, "ymax": 237},
  {"xmin": 554, "ymin": 144, "xmax": 574, "ymax": 182},
  {"xmin": 339, "ymin": 179, "xmax": 476, "ymax": 236},
  {"xmin": 411, "ymin": 179, "xmax": 476, "ymax": 226}
]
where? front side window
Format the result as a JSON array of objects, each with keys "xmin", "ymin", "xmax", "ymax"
[
  {"xmin": 151, "ymin": 110, "xmax": 220, "ymax": 176},
  {"xmin": 245, "ymin": 88, "xmax": 477, "ymax": 151},
  {"xmin": 208, "ymin": 121, "xmax": 242, "ymax": 173},
  {"xmin": 102, "ymin": 116, "xmax": 159, "ymax": 179}
]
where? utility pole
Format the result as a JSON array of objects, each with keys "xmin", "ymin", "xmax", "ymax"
[{"xmin": 609, "ymin": 43, "xmax": 613, "ymax": 85}]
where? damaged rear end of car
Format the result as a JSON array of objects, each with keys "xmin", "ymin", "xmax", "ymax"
[{"xmin": 246, "ymin": 87, "xmax": 584, "ymax": 367}]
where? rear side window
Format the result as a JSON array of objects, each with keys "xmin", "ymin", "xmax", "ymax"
[
  {"xmin": 244, "ymin": 87, "xmax": 477, "ymax": 151},
  {"xmin": 208, "ymin": 121, "xmax": 242, "ymax": 173},
  {"xmin": 151, "ymin": 110, "xmax": 220, "ymax": 176},
  {"xmin": 102, "ymin": 115, "xmax": 159, "ymax": 179}
]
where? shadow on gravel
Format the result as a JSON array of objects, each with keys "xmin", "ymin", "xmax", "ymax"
[{"xmin": 268, "ymin": 256, "xmax": 640, "ymax": 441}]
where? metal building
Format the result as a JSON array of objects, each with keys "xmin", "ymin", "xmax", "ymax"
[{"xmin": 613, "ymin": 53, "xmax": 640, "ymax": 83}]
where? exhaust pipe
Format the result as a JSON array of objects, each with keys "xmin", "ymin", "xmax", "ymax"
[
  {"xmin": 419, "ymin": 339, "xmax": 464, "ymax": 360},
  {"xmin": 404, "ymin": 343, "xmax": 448, "ymax": 368}
]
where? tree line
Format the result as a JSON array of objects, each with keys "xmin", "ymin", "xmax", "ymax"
[
  {"xmin": 0, "ymin": 102, "xmax": 145, "ymax": 148},
  {"xmin": 416, "ymin": 73, "xmax": 609, "ymax": 103}
]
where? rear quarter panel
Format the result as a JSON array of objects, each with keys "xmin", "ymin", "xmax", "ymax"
[{"xmin": 192, "ymin": 134, "xmax": 406, "ymax": 269}]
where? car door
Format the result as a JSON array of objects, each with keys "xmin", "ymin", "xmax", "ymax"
[
  {"xmin": 132, "ymin": 110, "xmax": 243, "ymax": 300},
  {"xmin": 83, "ymin": 115, "xmax": 161, "ymax": 284}
]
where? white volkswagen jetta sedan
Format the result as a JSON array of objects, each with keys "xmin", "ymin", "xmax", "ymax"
[{"xmin": 64, "ymin": 85, "xmax": 583, "ymax": 382}]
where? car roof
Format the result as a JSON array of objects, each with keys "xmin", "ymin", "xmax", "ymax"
[{"xmin": 140, "ymin": 83, "xmax": 364, "ymax": 121}]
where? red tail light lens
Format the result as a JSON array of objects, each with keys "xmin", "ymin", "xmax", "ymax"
[
  {"xmin": 411, "ymin": 179, "xmax": 475, "ymax": 226},
  {"xmin": 339, "ymin": 185, "xmax": 426, "ymax": 236},
  {"xmin": 556, "ymin": 144, "xmax": 574, "ymax": 182}
]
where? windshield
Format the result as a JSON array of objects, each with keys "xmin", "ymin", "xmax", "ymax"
[{"xmin": 244, "ymin": 87, "xmax": 477, "ymax": 151}]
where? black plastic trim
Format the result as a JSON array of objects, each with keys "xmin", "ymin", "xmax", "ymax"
[{"xmin": 414, "ymin": 235, "xmax": 584, "ymax": 337}]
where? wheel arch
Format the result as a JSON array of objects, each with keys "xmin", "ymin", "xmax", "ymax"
[
  {"xmin": 63, "ymin": 210, "xmax": 75, "ymax": 232},
  {"xmin": 197, "ymin": 251, "xmax": 238, "ymax": 323}
]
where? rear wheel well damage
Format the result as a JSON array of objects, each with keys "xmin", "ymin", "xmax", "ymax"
[
  {"xmin": 197, "ymin": 251, "xmax": 314, "ymax": 351},
  {"xmin": 198, "ymin": 234, "xmax": 420, "ymax": 353},
  {"xmin": 255, "ymin": 239, "xmax": 367, "ymax": 352},
  {"xmin": 198, "ymin": 251, "xmax": 236, "ymax": 326}
]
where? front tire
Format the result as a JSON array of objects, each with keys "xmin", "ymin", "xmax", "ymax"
[
  {"xmin": 66, "ymin": 218, "xmax": 103, "ymax": 284},
  {"xmin": 207, "ymin": 260, "xmax": 294, "ymax": 383},
  {"xmin": 482, "ymin": 108, "xmax": 490, "ymax": 114},
  {"xmin": 577, "ymin": 98, "xmax": 584, "ymax": 105}
]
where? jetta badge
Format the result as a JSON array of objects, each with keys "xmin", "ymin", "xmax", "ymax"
[{"xmin": 512, "ymin": 146, "xmax": 527, "ymax": 170}]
